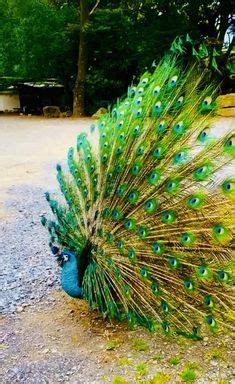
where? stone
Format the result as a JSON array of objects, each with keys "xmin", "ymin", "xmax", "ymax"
[
  {"xmin": 60, "ymin": 111, "xmax": 72, "ymax": 118},
  {"xmin": 16, "ymin": 306, "xmax": 24, "ymax": 313},
  {"xmin": 92, "ymin": 107, "xmax": 107, "ymax": 119},
  {"xmin": 217, "ymin": 93, "xmax": 235, "ymax": 108},
  {"xmin": 41, "ymin": 348, "xmax": 50, "ymax": 354},
  {"xmin": 43, "ymin": 106, "xmax": 60, "ymax": 118},
  {"xmin": 210, "ymin": 360, "xmax": 219, "ymax": 367},
  {"xmin": 217, "ymin": 107, "xmax": 235, "ymax": 117}
]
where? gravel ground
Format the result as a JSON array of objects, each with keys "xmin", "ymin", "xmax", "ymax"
[
  {"xmin": 0, "ymin": 115, "xmax": 234, "ymax": 384},
  {"xmin": 0, "ymin": 115, "xmax": 93, "ymax": 315}
]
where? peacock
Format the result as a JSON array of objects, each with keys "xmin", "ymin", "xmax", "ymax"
[{"xmin": 42, "ymin": 36, "xmax": 234, "ymax": 338}]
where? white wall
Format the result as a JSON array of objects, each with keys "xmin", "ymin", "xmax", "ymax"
[{"xmin": 0, "ymin": 93, "xmax": 20, "ymax": 112}]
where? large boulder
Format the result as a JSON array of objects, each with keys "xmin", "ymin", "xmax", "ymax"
[
  {"xmin": 217, "ymin": 108, "xmax": 235, "ymax": 117},
  {"xmin": 92, "ymin": 107, "xmax": 107, "ymax": 119},
  {"xmin": 216, "ymin": 94, "xmax": 235, "ymax": 117},
  {"xmin": 43, "ymin": 106, "xmax": 60, "ymax": 118},
  {"xmin": 217, "ymin": 93, "xmax": 235, "ymax": 108}
]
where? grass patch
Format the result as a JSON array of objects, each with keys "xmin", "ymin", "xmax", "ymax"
[
  {"xmin": 106, "ymin": 338, "xmax": 120, "ymax": 351},
  {"xmin": 150, "ymin": 372, "xmax": 170, "ymax": 384},
  {"xmin": 206, "ymin": 348, "xmax": 225, "ymax": 361},
  {"xmin": 169, "ymin": 355, "xmax": 180, "ymax": 366},
  {"xmin": 112, "ymin": 376, "xmax": 128, "ymax": 384},
  {"xmin": 118, "ymin": 357, "xmax": 132, "ymax": 366},
  {"xmin": 180, "ymin": 363, "xmax": 198, "ymax": 382},
  {"xmin": 132, "ymin": 338, "xmax": 149, "ymax": 352},
  {"xmin": 135, "ymin": 362, "xmax": 148, "ymax": 378},
  {"xmin": 153, "ymin": 352, "xmax": 162, "ymax": 361}
]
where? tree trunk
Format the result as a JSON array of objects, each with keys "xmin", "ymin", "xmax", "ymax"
[{"xmin": 73, "ymin": 0, "xmax": 89, "ymax": 116}]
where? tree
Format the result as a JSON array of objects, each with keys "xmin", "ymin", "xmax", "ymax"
[
  {"xmin": 73, "ymin": 0, "xmax": 102, "ymax": 116},
  {"xmin": 0, "ymin": 0, "xmax": 233, "ymax": 115},
  {"xmin": 73, "ymin": 0, "xmax": 89, "ymax": 116}
]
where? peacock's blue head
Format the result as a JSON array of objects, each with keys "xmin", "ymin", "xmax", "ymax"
[{"xmin": 56, "ymin": 250, "xmax": 77, "ymax": 267}]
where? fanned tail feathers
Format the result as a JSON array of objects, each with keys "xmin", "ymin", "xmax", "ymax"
[{"xmin": 42, "ymin": 44, "xmax": 235, "ymax": 337}]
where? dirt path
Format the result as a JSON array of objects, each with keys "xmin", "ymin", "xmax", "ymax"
[{"xmin": 0, "ymin": 115, "xmax": 234, "ymax": 384}]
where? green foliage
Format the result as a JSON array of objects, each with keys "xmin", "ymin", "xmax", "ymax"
[
  {"xmin": 135, "ymin": 362, "xmax": 148, "ymax": 378},
  {"xmin": 180, "ymin": 363, "xmax": 198, "ymax": 382},
  {"xmin": 206, "ymin": 348, "xmax": 225, "ymax": 361},
  {"xmin": 0, "ymin": 0, "xmax": 233, "ymax": 113},
  {"xmin": 149, "ymin": 372, "xmax": 170, "ymax": 384},
  {"xmin": 153, "ymin": 352, "xmax": 162, "ymax": 361},
  {"xmin": 169, "ymin": 355, "xmax": 181, "ymax": 365},
  {"xmin": 118, "ymin": 357, "xmax": 132, "ymax": 366},
  {"xmin": 132, "ymin": 338, "xmax": 149, "ymax": 352},
  {"xmin": 112, "ymin": 376, "xmax": 128, "ymax": 384},
  {"xmin": 0, "ymin": 0, "xmax": 77, "ymax": 90},
  {"xmin": 106, "ymin": 338, "xmax": 120, "ymax": 350}
]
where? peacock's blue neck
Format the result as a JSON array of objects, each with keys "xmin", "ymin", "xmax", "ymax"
[{"xmin": 60, "ymin": 244, "xmax": 92, "ymax": 299}]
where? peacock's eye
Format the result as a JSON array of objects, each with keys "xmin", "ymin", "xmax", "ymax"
[
  {"xmin": 202, "ymin": 96, "xmax": 212, "ymax": 107},
  {"xmin": 141, "ymin": 77, "xmax": 149, "ymax": 86},
  {"xmin": 137, "ymin": 146, "xmax": 144, "ymax": 155},
  {"xmin": 117, "ymin": 240, "xmax": 123, "ymax": 248},
  {"xmin": 137, "ymin": 87, "xmax": 144, "ymax": 95},
  {"xmin": 116, "ymin": 146, "xmax": 122, "ymax": 154},
  {"xmin": 184, "ymin": 280, "xmax": 194, "ymax": 290},
  {"xmin": 173, "ymin": 121, "xmax": 184, "ymax": 135},
  {"xmin": 135, "ymin": 108, "xmax": 142, "ymax": 117},
  {"xmin": 170, "ymin": 75, "xmax": 178, "ymax": 86},
  {"xmin": 154, "ymin": 102, "xmax": 162, "ymax": 113},
  {"xmin": 63, "ymin": 255, "xmax": 69, "ymax": 262},
  {"xmin": 214, "ymin": 225, "xmax": 224, "ymax": 234},
  {"xmin": 153, "ymin": 85, "xmax": 161, "ymax": 95},
  {"xmin": 176, "ymin": 96, "xmax": 184, "ymax": 105},
  {"xmin": 206, "ymin": 315, "xmax": 216, "ymax": 327},
  {"xmin": 130, "ymin": 86, "xmax": 136, "ymax": 96}
]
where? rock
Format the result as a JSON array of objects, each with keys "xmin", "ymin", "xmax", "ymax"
[
  {"xmin": 16, "ymin": 306, "xmax": 24, "ymax": 313},
  {"xmin": 43, "ymin": 106, "xmax": 60, "ymax": 118},
  {"xmin": 41, "ymin": 348, "xmax": 50, "ymax": 354},
  {"xmin": 60, "ymin": 111, "xmax": 72, "ymax": 118},
  {"xmin": 217, "ymin": 93, "xmax": 235, "ymax": 108},
  {"xmin": 217, "ymin": 107, "xmax": 235, "ymax": 117},
  {"xmin": 210, "ymin": 360, "xmax": 219, "ymax": 367},
  {"xmin": 92, "ymin": 107, "xmax": 107, "ymax": 119}
]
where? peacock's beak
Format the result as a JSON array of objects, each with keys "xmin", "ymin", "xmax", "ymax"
[{"xmin": 56, "ymin": 254, "xmax": 63, "ymax": 267}]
